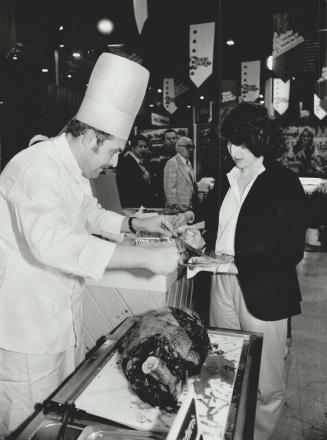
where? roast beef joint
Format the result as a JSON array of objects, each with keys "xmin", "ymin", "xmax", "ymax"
[{"xmin": 119, "ymin": 307, "xmax": 211, "ymax": 412}]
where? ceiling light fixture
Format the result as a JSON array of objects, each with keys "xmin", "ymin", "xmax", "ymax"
[
  {"xmin": 157, "ymin": 88, "xmax": 162, "ymax": 93},
  {"xmin": 12, "ymin": 55, "xmax": 18, "ymax": 60},
  {"xmin": 59, "ymin": 25, "xmax": 64, "ymax": 31},
  {"xmin": 72, "ymin": 52, "xmax": 81, "ymax": 58},
  {"xmin": 200, "ymin": 95, "xmax": 205, "ymax": 100},
  {"xmin": 41, "ymin": 68, "xmax": 48, "ymax": 73},
  {"xmin": 59, "ymin": 44, "xmax": 65, "ymax": 48},
  {"xmin": 226, "ymin": 39, "xmax": 235, "ymax": 46},
  {"xmin": 97, "ymin": 18, "xmax": 114, "ymax": 35},
  {"xmin": 67, "ymin": 74, "xmax": 72, "ymax": 78},
  {"xmin": 266, "ymin": 55, "xmax": 273, "ymax": 70},
  {"xmin": 107, "ymin": 43, "xmax": 124, "ymax": 48}
]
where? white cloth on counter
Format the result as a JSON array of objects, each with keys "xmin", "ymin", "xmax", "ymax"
[{"xmin": 0, "ymin": 133, "xmax": 125, "ymax": 354}]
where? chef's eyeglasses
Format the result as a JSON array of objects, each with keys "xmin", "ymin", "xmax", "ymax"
[
  {"xmin": 226, "ymin": 141, "xmax": 247, "ymax": 151},
  {"xmin": 182, "ymin": 144, "xmax": 195, "ymax": 150}
]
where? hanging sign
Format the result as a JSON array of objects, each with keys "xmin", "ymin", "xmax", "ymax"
[
  {"xmin": 315, "ymin": 66, "xmax": 327, "ymax": 113},
  {"xmin": 272, "ymin": 11, "xmax": 304, "ymax": 81},
  {"xmin": 133, "ymin": 0, "xmax": 148, "ymax": 34},
  {"xmin": 151, "ymin": 113, "xmax": 170, "ymax": 126},
  {"xmin": 264, "ymin": 78, "xmax": 275, "ymax": 118},
  {"xmin": 163, "ymin": 78, "xmax": 177, "ymax": 114},
  {"xmin": 314, "ymin": 94, "xmax": 327, "ymax": 120},
  {"xmin": 189, "ymin": 22, "xmax": 215, "ymax": 87},
  {"xmin": 273, "ymin": 78, "xmax": 290, "ymax": 114},
  {"xmin": 241, "ymin": 60, "xmax": 260, "ymax": 102}
]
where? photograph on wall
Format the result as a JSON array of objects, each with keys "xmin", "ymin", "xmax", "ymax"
[{"xmin": 279, "ymin": 126, "xmax": 327, "ymax": 177}]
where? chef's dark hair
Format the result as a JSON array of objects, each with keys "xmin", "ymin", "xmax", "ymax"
[
  {"xmin": 221, "ymin": 103, "xmax": 271, "ymax": 157},
  {"xmin": 64, "ymin": 118, "xmax": 113, "ymax": 145}
]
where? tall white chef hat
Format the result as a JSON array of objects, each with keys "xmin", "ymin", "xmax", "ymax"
[{"xmin": 76, "ymin": 53, "xmax": 149, "ymax": 141}]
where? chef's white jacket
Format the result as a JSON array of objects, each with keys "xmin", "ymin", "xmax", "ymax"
[{"xmin": 0, "ymin": 134, "xmax": 125, "ymax": 354}]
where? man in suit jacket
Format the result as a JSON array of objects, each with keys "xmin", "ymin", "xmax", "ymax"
[
  {"xmin": 116, "ymin": 135, "xmax": 155, "ymax": 208},
  {"xmin": 163, "ymin": 136, "xmax": 198, "ymax": 211}
]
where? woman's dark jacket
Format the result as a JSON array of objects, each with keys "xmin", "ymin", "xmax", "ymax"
[{"xmin": 205, "ymin": 159, "xmax": 307, "ymax": 321}]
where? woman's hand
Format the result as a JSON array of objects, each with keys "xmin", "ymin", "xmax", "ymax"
[{"xmin": 170, "ymin": 211, "xmax": 195, "ymax": 229}]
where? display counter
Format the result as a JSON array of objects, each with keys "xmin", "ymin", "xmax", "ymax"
[
  {"xmin": 83, "ymin": 267, "xmax": 194, "ymax": 351},
  {"xmin": 16, "ymin": 318, "xmax": 262, "ymax": 440}
]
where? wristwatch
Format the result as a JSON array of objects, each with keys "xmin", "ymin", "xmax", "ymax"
[{"xmin": 128, "ymin": 216, "xmax": 137, "ymax": 234}]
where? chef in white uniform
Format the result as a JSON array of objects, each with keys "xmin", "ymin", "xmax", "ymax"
[{"xmin": 0, "ymin": 53, "xmax": 180, "ymax": 437}]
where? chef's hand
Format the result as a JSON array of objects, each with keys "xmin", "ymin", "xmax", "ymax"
[
  {"xmin": 181, "ymin": 228, "xmax": 205, "ymax": 250},
  {"xmin": 129, "ymin": 215, "xmax": 175, "ymax": 235},
  {"xmin": 145, "ymin": 245, "xmax": 180, "ymax": 274}
]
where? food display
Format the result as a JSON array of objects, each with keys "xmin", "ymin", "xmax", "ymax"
[{"xmin": 119, "ymin": 307, "xmax": 210, "ymax": 412}]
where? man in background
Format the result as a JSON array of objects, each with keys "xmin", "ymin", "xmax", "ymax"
[
  {"xmin": 164, "ymin": 136, "xmax": 199, "ymax": 213},
  {"xmin": 116, "ymin": 134, "xmax": 156, "ymax": 208},
  {"xmin": 148, "ymin": 129, "xmax": 178, "ymax": 206},
  {"xmin": 161, "ymin": 128, "xmax": 178, "ymax": 159}
]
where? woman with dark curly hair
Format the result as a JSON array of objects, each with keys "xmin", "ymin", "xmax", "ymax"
[{"xmin": 201, "ymin": 103, "xmax": 307, "ymax": 439}]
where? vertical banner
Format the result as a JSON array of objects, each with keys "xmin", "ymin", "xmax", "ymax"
[
  {"xmin": 314, "ymin": 93, "xmax": 327, "ymax": 120},
  {"xmin": 264, "ymin": 78, "xmax": 274, "ymax": 118},
  {"xmin": 273, "ymin": 78, "xmax": 290, "ymax": 114},
  {"xmin": 189, "ymin": 22, "xmax": 215, "ymax": 87},
  {"xmin": 133, "ymin": 0, "xmax": 148, "ymax": 34},
  {"xmin": 241, "ymin": 60, "xmax": 260, "ymax": 102},
  {"xmin": 315, "ymin": 64, "xmax": 327, "ymax": 113},
  {"xmin": 0, "ymin": 0, "xmax": 16, "ymax": 60},
  {"xmin": 272, "ymin": 11, "xmax": 304, "ymax": 81},
  {"xmin": 163, "ymin": 78, "xmax": 177, "ymax": 114}
]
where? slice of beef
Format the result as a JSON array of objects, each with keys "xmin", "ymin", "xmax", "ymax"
[{"xmin": 119, "ymin": 307, "xmax": 210, "ymax": 412}]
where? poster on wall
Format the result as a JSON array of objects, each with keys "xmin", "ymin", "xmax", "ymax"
[{"xmin": 278, "ymin": 126, "xmax": 327, "ymax": 177}]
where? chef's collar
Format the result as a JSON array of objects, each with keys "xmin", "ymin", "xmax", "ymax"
[{"xmin": 51, "ymin": 133, "xmax": 86, "ymax": 184}]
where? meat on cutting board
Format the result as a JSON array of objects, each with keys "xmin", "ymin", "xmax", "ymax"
[{"xmin": 119, "ymin": 307, "xmax": 210, "ymax": 412}]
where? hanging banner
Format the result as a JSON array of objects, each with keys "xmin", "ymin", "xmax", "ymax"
[
  {"xmin": 189, "ymin": 22, "xmax": 215, "ymax": 87},
  {"xmin": 133, "ymin": 0, "xmax": 148, "ymax": 34},
  {"xmin": 273, "ymin": 78, "xmax": 290, "ymax": 114},
  {"xmin": 264, "ymin": 78, "xmax": 274, "ymax": 118},
  {"xmin": 163, "ymin": 78, "xmax": 177, "ymax": 114},
  {"xmin": 314, "ymin": 94, "xmax": 327, "ymax": 120},
  {"xmin": 315, "ymin": 65, "xmax": 327, "ymax": 113},
  {"xmin": 221, "ymin": 80, "xmax": 238, "ymax": 107},
  {"xmin": 272, "ymin": 11, "xmax": 304, "ymax": 81},
  {"xmin": 241, "ymin": 60, "xmax": 260, "ymax": 102},
  {"xmin": 0, "ymin": 0, "xmax": 16, "ymax": 60}
]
